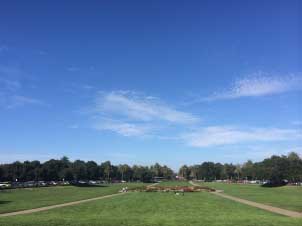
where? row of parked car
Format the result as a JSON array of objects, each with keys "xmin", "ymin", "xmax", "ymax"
[
  {"xmin": 0, "ymin": 180, "xmax": 111, "ymax": 189},
  {"xmin": 195, "ymin": 179, "xmax": 302, "ymax": 186}
]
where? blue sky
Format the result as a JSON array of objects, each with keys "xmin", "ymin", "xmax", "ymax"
[{"xmin": 0, "ymin": 0, "xmax": 301, "ymax": 169}]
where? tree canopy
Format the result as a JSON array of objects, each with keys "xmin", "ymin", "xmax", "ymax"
[
  {"xmin": 1, "ymin": 152, "xmax": 301, "ymax": 183},
  {"xmin": 178, "ymin": 152, "xmax": 302, "ymax": 183}
]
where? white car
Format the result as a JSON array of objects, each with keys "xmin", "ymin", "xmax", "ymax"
[{"xmin": 0, "ymin": 183, "xmax": 10, "ymax": 188}]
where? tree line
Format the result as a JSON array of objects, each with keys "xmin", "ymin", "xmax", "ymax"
[
  {"xmin": 1, "ymin": 152, "xmax": 301, "ymax": 183},
  {"xmin": 178, "ymin": 152, "xmax": 302, "ymax": 183},
  {"xmin": 0, "ymin": 157, "xmax": 174, "ymax": 182}
]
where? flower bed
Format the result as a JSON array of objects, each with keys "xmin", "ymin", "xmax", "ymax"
[{"xmin": 129, "ymin": 185, "xmax": 215, "ymax": 192}]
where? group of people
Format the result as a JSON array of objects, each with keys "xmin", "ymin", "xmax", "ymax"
[
  {"xmin": 121, "ymin": 187, "xmax": 128, "ymax": 192},
  {"xmin": 174, "ymin": 189, "xmax": 185, "ymax": 196}
]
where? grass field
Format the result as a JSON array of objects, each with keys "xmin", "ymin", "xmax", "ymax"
[
  {"xmin": 0, "ymin": 191, "xmax": 301, "ymax": 226},
  {"xmin": 0, "ymin": 183, "xmax": 145, "ymax": 213},
  {"xmin": 198, "ymin": 182, "xmax": 302, "ymax": 212},
  {"xmin": 0, "ymin": 181, "xmax": 301, "ymax": 226}
]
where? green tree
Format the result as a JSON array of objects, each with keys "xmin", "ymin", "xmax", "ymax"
[
  {"xmin": 101, "ymin": 161, "xmax": 112, "ymax": 181},
  {"xmin": 72, "ymin": 160, "xmax": 87, "ymax": 181},
  {"xmin": 178, "ymin": 165, "xmax": 190, "ymax": 180},
  {"xmin": 86, "ymin": 161, "xmax": 99, "ymax": 180}
]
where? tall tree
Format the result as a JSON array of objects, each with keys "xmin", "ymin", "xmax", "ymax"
[
  {"xmin": 101, "ymin": 161, "xmax": 112, "ymax": 181},
  {"xmin": 72, "ymin": 160, "xmax": 87, "ymax": 180},
  {"xmin": 178, "ymin": 165, "xmax": 190, "ymax": 180}
]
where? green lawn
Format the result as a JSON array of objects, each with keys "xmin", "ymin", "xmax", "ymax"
[
  {"xmin": 0, "ymin": 183, "xmax": 145, "ymax": 213},
  {"xmin": 157, "ymin": 181, "xmax": 191, "ymax": 186},
  {"xmin": 0, "ymin": 191, "xmax": 301, "ymax": 226},
  {"xmin": 198, "ymin": 182, "xmax": 302, "ymax": 212}
]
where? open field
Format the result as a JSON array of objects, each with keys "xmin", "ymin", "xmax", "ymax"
[
  {"xmin": 1, "ymin": 181, "xmax": 301, "ymax": 226},
  {"xmin": 1, "ymin": 191, "xmax": 302, "ymax": 226},
  {"xmin": 0, "ymin": 183, "xmax": 145, "ymax": 214},
  {"xmin": 197, "ymin": 182, "xmax": 302, "ymax": 212}
]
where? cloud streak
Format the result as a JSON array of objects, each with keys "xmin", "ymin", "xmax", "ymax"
[
  {"xmin": 85, "ymin": 89, "xmax": 302, "ymax": 152},
  {"xmin": 6, "ymin": 95, "xmax": 47, "ymax": 109},
  {"xmin": 0, "ymin": 77, "xmax": 21, "ymax": 91},
  {"xmin": 205, "ymin": 73, "xmax": 302, "ymax": 101},
  {"xmin": 91, "ymin": 91, "xmax": 199, "ymax": 136},
  {"xmin": 0, "ymin": 66, "xmax": 46, "ymax": 109},
  {"xmin": 94, "ymin": 118, "xmax": 152, "ymax": 137},
  {"xmin": 182, "ymin": 126, "xmax": 302, "ymax": 147},
  {"xmin": 97, "ymin": 91, "xmax": 199, "ymax": 124}
]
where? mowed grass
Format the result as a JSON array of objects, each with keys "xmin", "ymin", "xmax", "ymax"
[
  {"xmin": 157, "ymin": 181, "xmax": 191, "ymax": 186},
  {"xmin": 0, "ymin": 183, "xmax": 145, "ymax": 213},
  {"xmin": 1, "ymin": 191, "xmax": 301, "ymax": 226},
  {"xmin": 198, "ymin": 182, "xmax": 302, "ymax": 212}
]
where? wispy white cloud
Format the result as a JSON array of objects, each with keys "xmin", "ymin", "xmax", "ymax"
[
  {"xmin": 66, "ymin": 66, "xmax": 80, "ymax": 72},
  {"xmin": 0, "ymin": 66, "xmax": 46, "ymax": 109},
  {"xmin": 96, "ymin": 91, "xmax": 199, "ymax": 124},
  {"xmin": 87, "ymin": 89, "xmax": 302, "ymax": 150},
  {"xmin": 62, "ymin": 83, "xmax": 95, "ymax": 94},
  {"xmin": 182, "ymin": 126, "xmax": 302, "ymax": 147},
  {"xmin": 82, "ymin": 84, "xmax": 94, "ymax": 90},
  {"xmin": 205, "ymin": 73, "xmax": 302, "ymax": 101},
  {"xmin": 94, "ymin": 118, "xmax": 152, "ymax": 137},
  {"xmin": 6, "ymin": 95, "xmax": 47, "ymax": 109},
  {"xmin": 0, "ymin": 84, "xmax": 46, "ymax": 109},
  {"xmin": 0, "ymin": 77, "xmax": 21, "ymax": 91},
  {"xmin": 90, "ymin": 91, "xmax": 200, "ymax": 137}
]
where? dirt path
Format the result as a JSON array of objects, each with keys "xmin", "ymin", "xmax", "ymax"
[
  {"xmin": 147, "ymin": 182, "xmax": 159, "ymax": 187},
  {"xmin": 0, "ymin": 192, "xmax": 126, "ymax": 217},
  {"xmin": 189, "ymin": 181, "xmax": 302, "ymax": 218}
]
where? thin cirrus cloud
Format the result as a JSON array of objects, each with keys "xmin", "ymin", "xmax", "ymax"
[
  {"xmin": 0, "ymin": 66, "xmax": 46, "ymax": 109},
  {"xmin": 91, "ymin": 91, "xmax": 200, "ymax": 137},
  {"xmin": 95, "ymin": 91, "xmax": 199, "ymax": 124},
  {"xmin": 182, "ymin": 126, "xmax": 302, "ymax": 148},
  {"xmin": 90, "ymin": 90, "xmax": 302, "ymax": 147},
  {"xmin": 0, "ymin": 77, "xmax": 21, "ymax": 91},
  {"xmin": 6, "ymin": 95, "xmax": 47, "ymax": 109},
  {"xmin": 205, "ymin": 73, "xmax": 302, "ymax": 101},
  {"xmin": 0, "ymin": 80, "xmax": 45, "ymax": 109},
  {"xmin": 94, "ymin": 118, "xmax": 153, "ymax": 137},
  {"xmin": 66, "ymin": 66, "xmax": 80, "ymax": 72}
]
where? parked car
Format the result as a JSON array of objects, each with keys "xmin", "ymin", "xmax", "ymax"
[
  {"xmin": 38, "ymin": 181, "xmax": 47, "ymax": 186},
  {"xmin": 0, "ymin": 182, "xmax": 11, "ymax": 188},
  {"xmin": 262, "ymin": 179, "xmax": 288, "ymax": 187},
  {"xmin": 47, "ymin": 181, "xmax": 57, "ymax": 186}
]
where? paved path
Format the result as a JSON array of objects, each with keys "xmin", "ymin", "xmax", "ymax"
[
  {"xmin": 189, "ymin": 181, "xmax": 302, "ymax": 218},
  {"xmin": 0, "ymin": 192, "xmax": 126, "ymax": 217}
]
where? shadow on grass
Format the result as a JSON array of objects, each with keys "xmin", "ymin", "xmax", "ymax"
[
  {"xmin": 261, "ymin": 181, "xmax": 288, "ymax": 188},
  {"xmin": 0, "ymin": 201, "xmax": 12, "ymax": 205}
]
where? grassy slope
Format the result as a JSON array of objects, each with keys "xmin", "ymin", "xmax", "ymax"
[
  {"xmin": 199, "ymin": 182, "xmax": 302, "ymax": 212},
  {"xmin": 0, "ymin": 183, "xmax": 145, "ymax": 213},
  {"xmin": 0, "ymin": 192, "xmax": 301, "ymax": 226}
]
